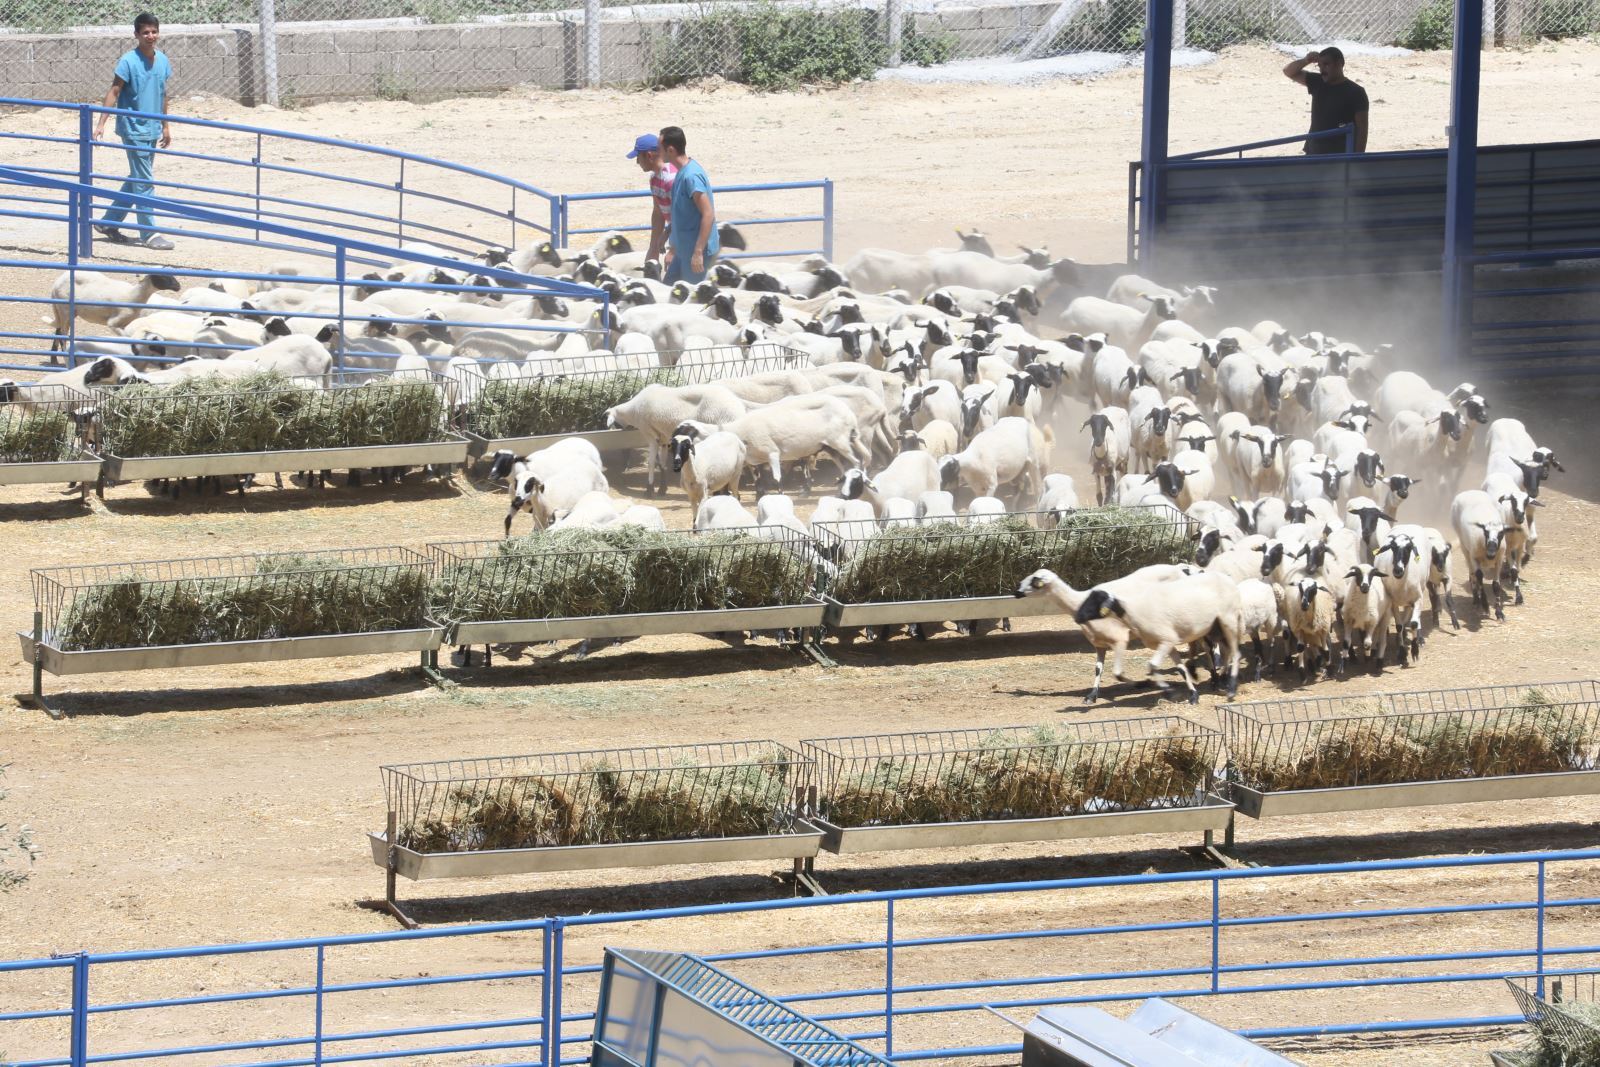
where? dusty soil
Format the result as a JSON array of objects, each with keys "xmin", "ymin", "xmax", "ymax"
[{"xmin": 2, "ymin": 41, "xmax": 1600, "ymax": 1065}]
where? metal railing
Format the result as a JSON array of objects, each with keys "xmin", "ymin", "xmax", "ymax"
[
  {"xmin": 559, "ymin": 179, "xmax": 835, "ymax": 262},
  {"xmin": 1464, "ymin": 245, "xmax": 1600, "ymax": 375},
  {"xmin": 5, "ymin": 849, "xmax": 1600, "ymax": 1067}
]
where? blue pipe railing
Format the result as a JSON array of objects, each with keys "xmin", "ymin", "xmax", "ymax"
[
  {"xmin": 0, "ymin": 164, "xmax": 606, "ymax": 374},
  {"xmin": 4, "ymin": 849, "xmax": 1598, "ymax": 1067},
  {"xmin": 558, "ymin": 178, "xmax": 835, "ymax": 261}
]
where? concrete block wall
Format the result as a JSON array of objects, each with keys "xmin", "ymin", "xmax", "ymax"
[{"xmin": 0, "ymin": 29, "xmax": 257, "ymax": 105}]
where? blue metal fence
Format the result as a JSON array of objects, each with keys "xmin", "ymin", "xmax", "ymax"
[
  {"xmin": 4, "ymin": 849, "xmax": 1599, "ymax": 1067},
  {"xmin": 558, "ymin": 179, "xmax": 835, "ymax": 262}
]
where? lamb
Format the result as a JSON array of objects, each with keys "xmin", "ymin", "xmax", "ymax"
[
  {"xmin": 1340, "ymin": 564, "xmax": 1391, "ymax": 671},
  {"xmin": 966, "ymin": 496, "xmax": 1007, "ymax": 522},
  {"xmin": 1374, "ymin": 529, "xmax": 1430, "ymax": 663},
  {"xmin": 48, "ymin": 271, "xmax": 182, "ymax": 350},
  {"xmin": 24, "ymin": 355, "xmax": 143, "ymax": 402},
  {"xmin": 1127, "ymin": 385, "xmax": 1172, "ymax": 473},
  {"xmin": 1036, "ymin": 473, "xmax": 1079, "ymax": 527},
  {"xmin": 1146, "ymin": 450, "xmax": 1215, "ymax": 512},
  {"xmin": 1083, "ymin": 406, "xmax": 1132, "ymax": 506},
  {"xmin": 1230, "ymin": 425, "xmax": 1290, "ymax": 497},
  {"xmin": 898, "ymin": 419, "xmax": 960, "ymax": 461},
  {"xmin": 1482, "ymin": 473, "xmax": 1541, "ymax": 604},
  {"xmin": 614, "ymin": 297, "xmax": 740, "ymax": 353},
  {"xmin": 678, "ymin": 394, "xmax": 870, "ymax": 489},
  {"xmin": 1286, "ymin": 578, "xmax": 1343, "ymax": 680},
  {"xmin": 1013, "ymin": 564, "xmax": 1195, "ymax": 703},
  {"xmin": 486, "ymin": 438, "xmax": 604, "ymax": 484},
  {"xmin": 1090, "ymin": 341, "xmax": 1144, "ymax": 410},
  {"xmin": 1071, "ymin": 568, "xmax": 1242, "ymax": 702},
  {"xmin": 503, "ymin": 461, "xmax": 610, "ymax": 535},
  {"xmin": 1236, "ymin": 577, "xmax": 1281, "ymax": 682},
  {"xmin": 226, "ymin": 332, "xmax": 334, "ymax": 378},
  {"xmin": 670, "ymin": 429, "xmax": 748, "ymax": 513},
  {"xmin": 1344, "ymin": 497, "xmax": 1398, "ymax": 561},
  {"xmin": 939, "ymin": 417, "xmax": 1042, "ymax": 499},
  {"xmin": 1060, "ymin": 294, "xmax": 1177, "ymax": 353},
  {"xmin": 1215, "ymin": 351, "xmax": 1293, "ymax": 427},
  {"xmin": 839, "ymin": 450, "xmax": 942, "ymax": 518},
  {"xmin": 619, "ymin": 504, "xmax": 667, "ymax": 530},
  {"xmin": 900, "ymin": 380, "xmax": 963, "ymax": 432},
  {"xmin": 694, "ymin": 495, "xmax": 758, "ymax": 532},
  {"xmin": 1288, "ymin": 457, "xmax": 1346, "ymax": 504},
  {"xmin": 550, "ymin": 491, "xmax": 623, "ymax": 529},
  {"xmin": 915, "ymin": 489, "xmax": 958, "ymax": 520},
  {"xmin": 605, "ymin": 383, "xmax": 748, "ymax": 493}
]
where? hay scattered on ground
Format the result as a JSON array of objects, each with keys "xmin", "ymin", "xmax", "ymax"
[
  {"xmin": 826, "ymin": 509, "xmax": 1189, "ymax": 604},
  {"xmin": 464, "ymin": 370, "xmax": 674, "ymax": 440},
  {"xmin": 1231, "ymin": 689, "xmax": 1598, "ymax": 791},
  {"xmin": 433, "ymin": 526, "xmax": 815, "ymax": 622},
  {"xmin": 398, "ymin": 748, "xmax": 800, "ymax": 852},
  {"xmin": 0, "ymin": 408, "xmax": 76, "ymax": 464},
  {"xmin": 822, "ymin": 723, "xmax": 1217, "ymax": 828},
  {"xmin": 55, "ymin": 555, "xmax": 431, "ymax": 650},
  {"xmin": 97, "ymin": 372, "xmax": 449, "ymax": 458}
]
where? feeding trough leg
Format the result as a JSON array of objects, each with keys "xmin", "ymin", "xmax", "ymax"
[
  {"xmin": 791, "ymin": 855, "xmax": 825, "ymax": 897},
  {"xmin": 22, "ymin": 612, "xmax": 63, "ymax": 720},
  {"xmin": 795, "ymin": 629, "xmax": 836, "ymax": 668},
  {"xmin": 381, "ymin": 811, "xmax": 420, "ymax": 929},
  {"xmin": 419, "ymin": 648, "xmax": 453, "ymax": 688}
]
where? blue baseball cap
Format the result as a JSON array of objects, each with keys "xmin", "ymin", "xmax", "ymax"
[{"xmin": 626, "ymin": 133, "xmax": 659, "ymax": 159}]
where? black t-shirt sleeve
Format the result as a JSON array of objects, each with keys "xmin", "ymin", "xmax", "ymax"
[{"xmin": 1352, "ymin": 84, "xmax": 1370, "ymax": 112}]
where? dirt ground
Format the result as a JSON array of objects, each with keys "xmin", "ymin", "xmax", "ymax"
[{"xmin": 3, "ymin": 41, "xmax": 1600, "ymax": 1065}]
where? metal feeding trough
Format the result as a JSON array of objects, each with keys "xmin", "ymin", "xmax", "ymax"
[{"xmin": 1018, "ymin": 1000, "xmax": 1302, "ymax": 1066}]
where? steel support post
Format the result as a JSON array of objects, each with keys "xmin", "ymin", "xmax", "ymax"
[
  {"xmin": 1442, "ymin": 0, "xmax": 1483, "ymax": 362},
  {"xmin": 1138, "ymin": 0, "xmax": 1173, "ymax": 273}
]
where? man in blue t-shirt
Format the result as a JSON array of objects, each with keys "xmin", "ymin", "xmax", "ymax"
[
  {"xmin": 658, "ymin": 126, "xmax": 719, "ymax": 284},
  {"xmin": 94, "ymin": 12, "xmax": 175, "ymax": 250}
]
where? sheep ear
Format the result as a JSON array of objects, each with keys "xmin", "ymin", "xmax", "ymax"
[
  {"xmin": 1345, "ymin": 567, "xmax": 1361, "ymax": 578},
  {"xmin": 1229, "ymin": 429, "xmax": 1241, "ymax": 440}
]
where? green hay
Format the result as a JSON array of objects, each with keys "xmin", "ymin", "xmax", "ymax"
[
  {"xmin": 827, "ymin": 508, "xmax": 1188, "ymax": 604},
  {"xmin": 54, "ymin": 555, "xmax": 431, "ymax": 651},
  {"xmin": 398, "ymin": 749, "xmax": 799, "ymax": 852},
  {"xmin": 465, "ymin": 369, "xmax": 676, "ymax": 439},
  {"xmin": 433, "ymin": 527, "xmax": 815, "ymax": 623},
  {"xmin": 1232, "ymin": 690, "xmax": 1598, "ymax": 791},
  {"xmin": 0, "ymin": 408, "xmax": 76, "ymax": 464},
  {"xmin": 97, "ymin": 372, "xmax": 448, "ymax": 458},
  {"xmin": 822, "ymin": 724, "xmax": 1216, "ymax": 828}
]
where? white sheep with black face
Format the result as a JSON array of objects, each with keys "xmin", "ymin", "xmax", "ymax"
[
  {"xmin": 838, "ymin": 450, "xmax": 941, "ymax": 519},
  {"xmin": 47, "ymin": 271, "xmax": 182, "ymax": 351},
  {"xmin": 1340, "ymin": 564, "xmax": 1391, "ymax": 671},
  {"xmin": 670, "ymin": 429, "xmax": 747, "ymax": 515}
]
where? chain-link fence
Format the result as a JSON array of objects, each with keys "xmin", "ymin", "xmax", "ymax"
[{"xmin": 1, "ymin": 0, "xmax": 1596, "ymax": 105}]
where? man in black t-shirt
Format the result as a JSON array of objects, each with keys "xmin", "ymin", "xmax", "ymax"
[{"xmin": 1282, "ymin": 46, "xmax": 1369, "ymax": 154}]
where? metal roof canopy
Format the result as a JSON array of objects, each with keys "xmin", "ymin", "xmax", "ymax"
[
  {"xmin": 1138, "ymin": 0, "xmax": 1484, "ymax": 355},
  {"xmin": 1021, "ymin": 999, "xmax": 1303, "ymax": 1066},
  {"xmin": 592, "ymin": 947, "xmax": 893, "ymax": 1067}
]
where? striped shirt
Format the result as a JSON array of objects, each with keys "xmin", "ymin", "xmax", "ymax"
[{"xmin": 650, "ymin": 163, "xmax": 678, "ymax": 222}]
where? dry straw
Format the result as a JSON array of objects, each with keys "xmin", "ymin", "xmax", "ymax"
[
  {"xmin": 432, "ymin": 526, "xmax": 816, "ymax": 623},
  {"xmin": 1232, "ymin": 689, "xmax": 1596, "ymax": 791},
  {"xmin": 826, "ymin": 508, "xmax": 1189, "ymax": 604},
  {"xmin": 398, "ymin": 749, "xmax": 800, "ymax": 853},
  {"xmin": 0, "ymin": 407, "xmax": 75, "ymax": 464},
  {"xmin": 97, "ymin": 372, "xmax": 449, "ymax": 458},
  {"xmin": 465, "ymin": 369, "xmax": 676, "ymax": 439},
  {"xmin": 823, "ymin": 723, "xmax": 1216, "ymax": 828},
  {"xmin": 55, "ymin": 555, "xmax": 431, "ymax": 651}
]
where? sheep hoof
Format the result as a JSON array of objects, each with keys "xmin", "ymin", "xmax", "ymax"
[
  {"xmin": 1083, "ymin": 692, "xmax": 1099, "ymax": 705},
  {"xmin": 1187, "ymin": 689, "xmax": 1200, "ymax": 706},
  {"xmin": 1514, "ymin": 590, "xmax": 1525, "ymax": 606}
]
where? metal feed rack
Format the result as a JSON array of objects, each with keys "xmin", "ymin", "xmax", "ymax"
[
  {"xmin": 427, "ymin": 525, "xmax": 828, "ymax": 663},
  {"xmin": 812, "ymin": 508, "xmax": 1192, "ymax": 636},
  {"xmin": 801, "ymin": 717, "xmax": 1233, "ymax": 857},
  {"xmin": 19, "ymin": 546, "xmax": 443, "ymax": 718},
  {"xmin": 371, "ymin": 741, "xmax": 823, "ymax": 926},
  {"xmin": 1219, "ymin": 680, "xmax": 1600, "ymax": 842},
  {"xmin": 1500, "ymin": 970, "xmax": 1600, "ymax": 1066},
  {"xmin": 0, "ymin": 383, "xmax": 100, "ymax": 496},
  {"xmin": 93, "ymin": 370, "xmax": 469, "ymax": 488},
  {"xmin": 459, "ymin": 343, "xmax": 802, "ymax": 458}
]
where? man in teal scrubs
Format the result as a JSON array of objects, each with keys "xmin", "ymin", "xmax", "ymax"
[
  {"xmin": 659, "ymin": 126, "xmax": 718, "ymax": 284},
  {"xmin": 94, "ymin": 12, "xmax": 175, "ymax": 250}
]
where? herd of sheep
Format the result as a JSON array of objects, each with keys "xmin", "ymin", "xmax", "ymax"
[{"xmin": 4, "ymin": 225, "xmax": 1565, "ymax": 703}]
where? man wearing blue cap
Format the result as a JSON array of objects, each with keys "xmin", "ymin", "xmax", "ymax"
[
  {"xmin": 659, "ymin": 126, "xmax": 718, "ymax": 284},
  {"xmin": 627, "ymin": 133, "xmax": 677, "ymax": 266}
]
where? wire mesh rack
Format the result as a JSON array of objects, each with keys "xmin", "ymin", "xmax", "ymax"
[
  {"xmin": 457, "ymin": 343, "xmax": 799, "ymax": 443},
  {"xmin": 428, "ymin": 524, "xmax": 822, "ymax": 626},
  {"xmin": 1506, "ymin": 971, "xmax": 1600, "ymax": 1063},
  {"xmin": 0, "ymin": 383, "xmax": 94, "ymax": 479},
  {"xmin": 95, "ymin": 370, "xmax": 457, "ymax": 461},
  {"xmin": 1221, "ymin": 681, "xmax": 1600, "ymax": 793},
  {"xmin": 381, "ymin": 740, "xmax": 815, "ymax": 854},
  {"xmin": 30, "ymin": 546, "xmax": 435, "ymax": 650},
  {"xmin": 812, "ymin": 506, "xmax": 1192, "ymax": 605},
  {"xmin": 802, "ymin": 717, "xmax": 1223, "ymax": 829}
]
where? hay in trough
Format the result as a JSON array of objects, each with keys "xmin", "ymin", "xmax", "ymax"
[
  {"xmin": 0, "ymin": 408, "xmax": 76, "ymax": 464},
  {"xmin": 1231, "ymin": 690, "xmax": 1598, "ymax": 791},
  {"xmin": 433, "ymin": 526, "xmax": 815, "ymax": 623},
  {"xmin": 54, "ymin": 554, "xmax": 431, "ymax": 651},
  {"xmin": 1519, "ymin": 998, "xmax": 1600, "ymax": 1066},
  {"xmin": 827, "ymin": 508, "xmax": 1188, "ymax": 604},
  {"xmin": 822, "ymin": 723, "xmax": 1215, "ymax": 827},
  {"xmin": 466, "ymin": 369, "xmax": 675, "ymax": 439},
  {"xmin": 398, "ymin": 749, "xmax": 800, "ymax": 852},
  {"xmin": 96, "ymin": 372, "xmax": 449, "ymax": 458}
]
